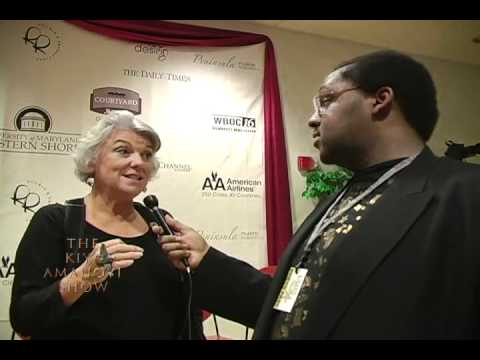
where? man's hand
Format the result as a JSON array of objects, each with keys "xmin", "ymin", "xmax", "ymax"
[{"xmin": 151, "ymin": 215, "xmax": 210, "ymax": 271}]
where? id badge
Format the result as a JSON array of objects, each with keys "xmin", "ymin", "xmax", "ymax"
[{"xmin": 273, "ymin": 267, "xmax": 308, "ymax": 313}]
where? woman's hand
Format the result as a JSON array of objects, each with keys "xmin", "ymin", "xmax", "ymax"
[
  {"xmin": 59, "ymin": 239, "xmax": 143, "ymax": 305},
  {"xmin": 75, "ymin": 239, "xmax": 144, "ymax": 285}
]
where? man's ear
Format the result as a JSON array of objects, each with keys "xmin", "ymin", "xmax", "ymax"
[{"xmin": 372, "ymin": 86, "xmax": 394, "ymax": 120}]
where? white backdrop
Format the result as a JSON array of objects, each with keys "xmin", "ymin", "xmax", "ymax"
[{"xmin": 0, "ymin": 20, "xmax": 267, "ymax": 339}]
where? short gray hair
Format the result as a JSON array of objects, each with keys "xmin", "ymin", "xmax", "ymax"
[{"xmin": 73, "ymin": 110, "xmax": 161, "ymax": 183}]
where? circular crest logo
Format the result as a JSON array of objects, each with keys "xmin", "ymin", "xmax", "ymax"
[
  {"xmin": 22, "ymin": 24, "xmax": 61, "ymax": 61},
  {"xmin": 14, "ymin": 106, "xmax": 52, "ymax": 132}
]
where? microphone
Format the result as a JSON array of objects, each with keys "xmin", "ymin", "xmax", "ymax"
[{"xmin": 143, "ymin": 195, "xmax": 191, "ymax": 273}]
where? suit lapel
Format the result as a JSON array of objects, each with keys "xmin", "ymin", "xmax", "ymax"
[{"xmin": 301, "ymin": 147, "xmax": 438, "ymax": 338}]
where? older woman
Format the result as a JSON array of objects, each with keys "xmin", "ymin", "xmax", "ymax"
[{"xmin": 10, "ymin": 110, "xmax": 203, "ymax": 339}]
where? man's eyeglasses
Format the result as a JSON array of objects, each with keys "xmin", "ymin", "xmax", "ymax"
[{"xmin": 312, "ymin": 87, "xmax": 360, "ymax": 118}]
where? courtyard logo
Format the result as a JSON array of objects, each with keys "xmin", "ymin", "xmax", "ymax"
[{"xmin": 90, "ymin": 87, "xmax": 142, "ymax": 115}]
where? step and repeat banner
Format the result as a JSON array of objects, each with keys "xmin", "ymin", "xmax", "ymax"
[{"xmin": 0, "ymin": 20, "xmax": 267, "ymax": 338}]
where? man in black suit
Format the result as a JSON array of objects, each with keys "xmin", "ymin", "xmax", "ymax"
[{"xmin": 157, "ymin": 50, "xmax": 480, "ymax": 339}]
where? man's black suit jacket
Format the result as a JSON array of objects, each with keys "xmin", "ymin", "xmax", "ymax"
[{"xmin": 193, "ymin": 147, "xmax": 480, "ymax": 339}]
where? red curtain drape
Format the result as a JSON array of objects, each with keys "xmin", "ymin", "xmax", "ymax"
[{"xmin": 66, "ymin": 20, "xmax": 292, "ymax": 265}]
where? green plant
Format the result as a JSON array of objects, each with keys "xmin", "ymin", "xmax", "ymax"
[{"xmin": 302, "ymin": 167, "xmax": 353, "ymax": 199}]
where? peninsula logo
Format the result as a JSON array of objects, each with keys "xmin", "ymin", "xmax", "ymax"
[
  {"xmin": 90, "ymin": 87, "xmax": 142, "ymax": 115},
  {"xmin": 201, "ymin": 172, "xmax": 262, "ymax": 199},
  {"xmin": 134, "ymin": 43, "xmax": 168, "ymax": 62},
  {"xmin": 0, "ymin": 106, "xmax": 81, "ymax": 156},
  {"xmin": 22, "ymin": 23, "xmax": 61, "ymax": 61},
  {"xmin": 198, "ymin": 226, "xmax": 261, "ymax": 243},
  {"xmin": 193, "ymin": 54, "xmax": 259, "ymax": 71},
  {"xmin": 212, "ymin": 115, "xmax": 256, "ymax": 134}
]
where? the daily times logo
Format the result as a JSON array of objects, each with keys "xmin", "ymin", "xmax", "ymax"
[{"xmin": 201, "ymin": 172, "xmax": 262, "ymax": 199}]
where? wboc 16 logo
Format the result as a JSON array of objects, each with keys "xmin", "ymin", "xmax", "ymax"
[{"xmin": 212, "ymin": 115, "xmax": 256, "ymax": 134}]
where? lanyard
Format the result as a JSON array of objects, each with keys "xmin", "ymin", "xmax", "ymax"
[{"xmin": 296, "ymin": 153, "xmax": 420, "ymax": 268}]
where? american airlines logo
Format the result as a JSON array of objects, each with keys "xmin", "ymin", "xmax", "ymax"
[
  {"xmin": 212, "ymin": 115, "xmax": 256, "ymax": 134},
  {"xmin": 201, "ymin": 171, "xmax": 262, "ymax": 200},
  {"xmin": 1, "ymin": 256, "xmax": 15, "ymax": 279}
]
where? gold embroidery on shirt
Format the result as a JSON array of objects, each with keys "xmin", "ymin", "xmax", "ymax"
[
  {"xmin": 338, "ymin": 215, "xmax": 349, "ymax": 224},
  {"xmin": 353, "ymin": 204, "xmax": 363, "ymax": 212},
  {"xmin": 342, "ymin": 224, "xmax": 353, "ymax": 234}
]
